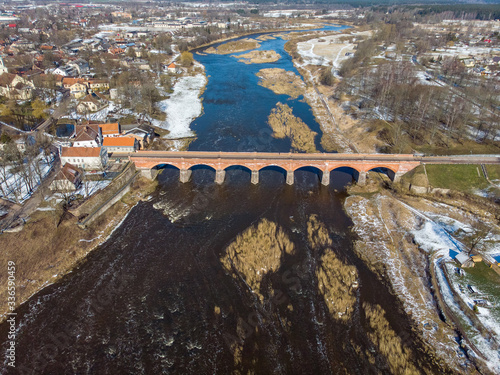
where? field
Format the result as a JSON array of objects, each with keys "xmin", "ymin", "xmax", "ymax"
[{"xmin": 402, "ymin": 164, "xmax": 496, "ymax": 194}]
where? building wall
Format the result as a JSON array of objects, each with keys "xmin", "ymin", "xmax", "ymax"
[
  {"xmin": 49, "ymin": 179, "xmax": 77, "ymax": 191},
  {"xmin": 61, "ymin": 156, "xmax": 103, "ymax": 170},
  {"xmin": 73, "ymin": 140, "xmax": 98, "ymax": 147},
  {"xmin": 105, "ymin": 145, "xmax": 135, "ymax": 153}
]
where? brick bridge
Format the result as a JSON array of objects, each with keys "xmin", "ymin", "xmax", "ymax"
[{"xmin": 129, "ymin": 151, "xmax": 500, "ymax": 186}]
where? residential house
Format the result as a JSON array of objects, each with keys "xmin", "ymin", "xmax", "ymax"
[
  {"xmin": 99, "ymin": 123, "xmax": 121, "ymax": 137},
  {"xmin": 67, "ymin": 58, "xmax": 89, "ymax": 76},
  {"xmin": 65, "ymin": 79, "xmax": 89, "ymax": 98},
  {"xmin": 102, "ymin": 136, "xmax": 138, "ymax": 153},
  {"xmin": 60, "ymin": 146, "xmax": 108, "ymax": 170},
  {"xmin": 87, "ymin": 79, "xmax": 109, "ymax": 92},
  {"xmin": 0, "ymin": 73, "xmax": 34, "ymax": 100},
  {"xmin": 166, "ymin": 62, "xmax": 177, "ymax": 74},
  {"xmin": 53, "ymin": 65, "xmax": 79, "ymax": 77},
  {"xmin": 111, "ymin": 11, "xmax": 132, "ymax": 19},
  {"xmin": 122, "ymin": 123, "xmax": 154, "ymax": 148},
  {"xmin": 0, "ymin": 56, "xmax": 8, "ymax": 74},
  {"xmin": 49, "ymin": 163, "xmax": 82, "ymax": 191},
  {"xmin": 73, "ymin": 124, "xmax": 102, "ymax": 147},
  {"xmin": 462, "ymin": 58, "xmax": 475, "ymax": 68},
  {"xmin": 77, "ymin": 92, "xmax": 108, "ymax": 113},
  {"xmin": 109, "ymin": 47, "xmax": 124, "ymax": 55}
]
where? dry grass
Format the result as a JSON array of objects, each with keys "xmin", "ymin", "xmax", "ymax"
[
  {"xmin": 256, "ymin": 68, "xmax": 305, "ymax": 99},
  {"xmin": 363, "ymin": 303, "xmax": 420, "ymax": 375},
  {"xmin": 306, "ymin": 215, "xmax": 358, "ymax": 321},
  {"xmin": 317, "ymin": 249, "xmax": 358, "ymax": 321},
  {"xmin": 307, "ymin": 214, "xmax": 332, "ymax": 249},
  {"xmin": 0, "ymin": 177, "xmax": 157, "ymax": 321},
  {"xmin": 233, "ymin": 50, "xmax": 281, "ymax": 64},
  {"xmin": 267, "ymin": 102, "xmax": 318, "ymax": 153},
  {"xmin": 220, "ymin": 218, "xmax": 294, "ymax": 302}
]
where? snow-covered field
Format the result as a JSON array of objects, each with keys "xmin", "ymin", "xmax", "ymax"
[
  {"xmin": 154, "ymin": 72, "xmax": 207, "ymax": 139},
  {"xmin": 296, "ymin": 31, "xmax": 372, "ymax": 69},
  {"xmin": 76, "ymin": 179, "xmax": 112, "ymax": 198},
  {"xmin": 0, "ymin": 153, "xmax": 55, "ymax": 203}
]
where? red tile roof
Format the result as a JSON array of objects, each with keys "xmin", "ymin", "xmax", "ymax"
[
  {"xmin": 55, "ymin": 163, "xmax": 82, "ymax": 183},
  {"xmin": 99, "ymin": 123, "xmax": 120, "ymax": 135},
  {"xmin": 103, "ymin": 136, "xmax": 135, "ymax": 147},
  {"xmin": 61, "ymin": 147, "xmax": 102, "ymax": 158}
]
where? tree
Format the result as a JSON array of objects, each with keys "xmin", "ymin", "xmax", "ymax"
[
  {"xmin": 464, "ymin": 223, "xmax": 492, "ymax": 256},
  {"xmin": 0, "ymin": 132, "xmax": 11, "ymax": 144},
  {"xmin": 320, "ymin": 69, "xmax": 335, "ymax": 86},
  {"xmin": 179, "ymin": 51, "xmax": 194, "ymax": 68},
  {"xmin": 138, "ymin": 84, "xmax": 162, "ymax": 117},
  {"xmin": 127, "ymin": 46, "xmax": 136, "ymax": 58},
  {"xmin": 31, "ymin": 98, "xmax": 49, "ymax": 119}
]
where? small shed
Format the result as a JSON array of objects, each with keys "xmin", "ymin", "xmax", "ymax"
[
  {"xmin": 166, "ymin": 62, "xmax": 177, "ymax": 74},
  {"xmin": 471, "ymin": 255, "xmax": 483, "ymax": 263},
  {"xmin": 455, "ymin": 252, "xmax": 475, "ymax": 268}
]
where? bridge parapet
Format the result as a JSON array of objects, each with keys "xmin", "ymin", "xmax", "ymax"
[{"xmin": 130, "ymin": 151, "xmax": 427, "ymax": 186}]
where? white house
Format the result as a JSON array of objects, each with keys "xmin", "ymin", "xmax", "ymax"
[
  {"xmin": 0, "ymin": 57, "xmax": 8, "ymax": 75},
  {"xmin": 60, "ymin": 146, "xmax": 108, "ymax": 170},
  {"xmin": 73, "ymin": 124, "xmax": 102, "ymax": 147}
]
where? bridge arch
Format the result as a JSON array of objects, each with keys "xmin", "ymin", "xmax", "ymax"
[
  {"xmin": 329, "ymin": 165, "xmax": 361, "ymax": 173},
  {"xmin": 367, "ymin": 166, "xmax": 398, "ymax": 182},
  {"xmin": 188, "ymin": 163, "xmax": 218, "ymax": 171},
  {"xmin": 224, "ymin": 164, "xmax": 253, "ymax": 172},
  {"xmin": 367, "ymin": 165, "xmax": 398, "ymax": 174},
  {"xmin": 151, "ymin": 162, "xmax": 182, "ymax": 170},
  {"xmin": 293, "ymin": 165, "xmax": 323, "ymax": 173}
]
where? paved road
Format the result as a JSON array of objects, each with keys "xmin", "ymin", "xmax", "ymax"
[
  {"xmin": 34, "ymin": 91, "xmax": 70, "ymax": 132},
  {"xmin": 131, "ymin": 151, "xmax": 500, "ymax": 164}
]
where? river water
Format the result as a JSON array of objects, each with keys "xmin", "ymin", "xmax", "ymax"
[{"xmin": 0, "ymin": 26, "xmax": 450, "ymax": 374}]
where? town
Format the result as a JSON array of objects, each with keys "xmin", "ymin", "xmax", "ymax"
[{"xmin": 0, "ymin": 1, "xmax": 500, "ymax": 374}]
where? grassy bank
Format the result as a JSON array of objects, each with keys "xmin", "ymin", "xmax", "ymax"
[
  {"xmin": 0, "ymin": 177, "xmax": 157, "ymax": 321},
  {"xmin": 401, "ymin": 164, "xmax": 500, "ymax": 194}
]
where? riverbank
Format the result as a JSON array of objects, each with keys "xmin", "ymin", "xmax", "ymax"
[
  {"xmin": 153, "ymin": 62, "xmax": 207, "ymax": 151},
  {"xmin": 344, "ymin": 177, "xmax": 500, "ymax": 374},
  {"xmin": 0, "ymin": 176, "xmax": 157, "ymax": 322},
  {"xmin": 283, "ymin": 28, "xmax": 362, "ymax": 153}
]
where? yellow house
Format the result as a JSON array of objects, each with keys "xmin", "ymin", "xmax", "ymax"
[{"xmin": 69, "ymin": 82, "xmax": 88, "ymax": 98}]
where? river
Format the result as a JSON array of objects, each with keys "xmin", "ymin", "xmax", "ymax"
[{"xmin": 0, "ymin": 25, "xmax": 450, "ymax": 374}]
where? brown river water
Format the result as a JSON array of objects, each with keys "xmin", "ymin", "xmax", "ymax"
[{"xmin": 0, "ymin": 168, "xmax": 452, "ymax": 374}]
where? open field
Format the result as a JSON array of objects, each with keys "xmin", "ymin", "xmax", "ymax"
[
  {"xmin": 233, "ymin": 50, "xmax": 281, "ymax": 64},
  {"xmin": 205, "ymin": 38, "xmax": 260, "ymax": 55}
]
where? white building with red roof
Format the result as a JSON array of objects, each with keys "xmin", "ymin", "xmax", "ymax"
[{"xmin": 60, "ymin": 147, "xmax": 108, "ymax": 170}]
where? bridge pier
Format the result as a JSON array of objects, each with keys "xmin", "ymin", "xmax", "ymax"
[
  {"xmin": 251, "ymin": 170, "xmax": 259, "ymax": 184},
  {"xmin": 286, "ymin": 170, "xmax": 294, "ymax": 185},
  {"xmin": 358, "ymin": 171, "xmax": 367, "ymax": 186},
  {"xmin": 140, "ymin": 168, "xmax": 159, "ymax": 180},
  {"xmin": 215, "ymin": 169, "xmax": 225, "ymax": 185},
  {"xmin": 180, "ymin": 169, "xmax": 192, "ymax": 183},
  {"xmin": 393, "ymin": 171, "xmax": 405, "ymax": 183},
  {"xmin": 321, "ymin": 170, "xmax": 330, "ymax": 186}
]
